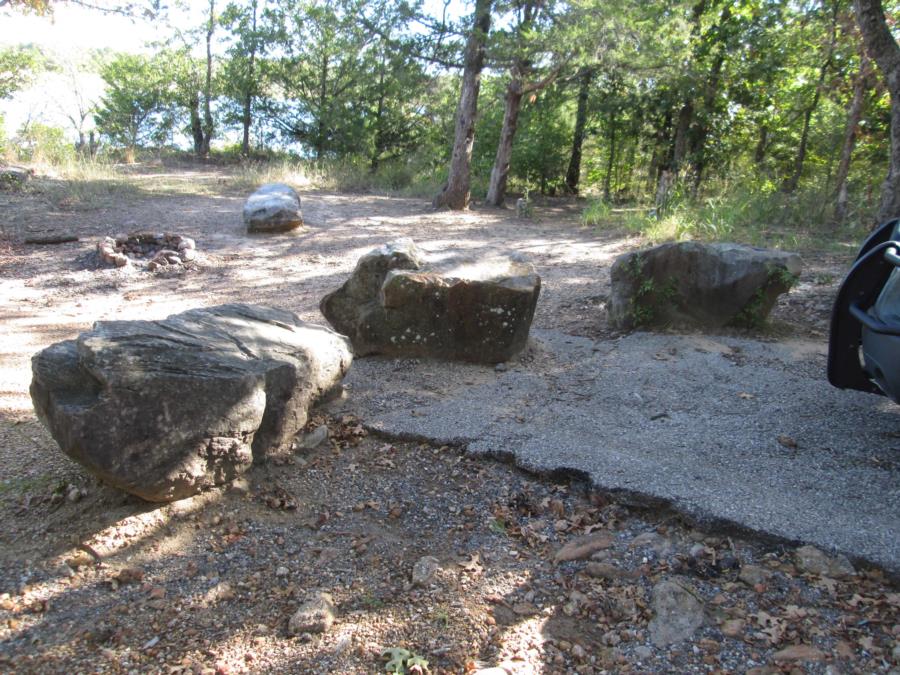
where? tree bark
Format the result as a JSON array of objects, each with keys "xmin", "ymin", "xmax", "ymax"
[
  {"xmin": 371, "ymin": 52, "xmax": 388, "ymax": 172},
  {"xmin": 671, "ymin": 101, "xmax": 693, "ymax": 176},
  {"xmin": 485, "ymin": 78, "xmax": 524, "ymax": 207},
  {"xmin": 854, "ymin": 0, "xmax": 900, "ymax": 223},
  {"xmin": 316, "ymin": 52, "xmax": 329, "ymax": 160},
  {"xmin": 565, "ymin": 67, "xmax": 592, "ymax": 194},
  {"xmin": 834, "ymin": 52, "xmax": 870, "ymax": 224},
  {"xmin": 648, "ymin": 109, "xmax": 672, "ymax": 194},
  {"xmin": 200, "ymin": 0, "xmax": 215, "ymax": 158},
  {"xmin": 689, "ymin": 49, "xmax": 725, "ymax": 194},
  {"xmin": 603, "ymin": 113, "xmax": 617, "ymax": 202},
  {"xmin": 241, "ymin": 0, "xmax": 258, "ymax": 157},
  {"xmin": 433, "ymin": 0, "xmax": 491, "ymax": 210},
  {"xmin": 190, "ymin": 92, "xmax": 204, "ymax": 156}
]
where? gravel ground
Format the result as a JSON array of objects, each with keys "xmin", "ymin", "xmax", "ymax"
[
  {"xmin": 0, "ymin": 165, "xmax": 897, "ymax": 673},
  {"xmin": 1, "ymin": 415, "xmax": 899, "ymax": 674}
]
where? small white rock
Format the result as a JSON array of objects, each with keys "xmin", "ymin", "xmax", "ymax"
[{"xmin": 411, "ymin": 556, "xmax": 440, "ymax": 587}]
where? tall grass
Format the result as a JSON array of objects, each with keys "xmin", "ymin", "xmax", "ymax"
[
  {"xmin": 582, "ymin": 176, "xmax": 874, "ymax": 251},
  {"xmin": 13, "ymin": 157, "xmax": 144, "ymax": 209},
  {"xmin": 6, "ymin": 149, "xmax": 448, "ymax": 211},
  {"xmin": 223, "ymin": 155, "xmax": 445, "ymax": 197}
]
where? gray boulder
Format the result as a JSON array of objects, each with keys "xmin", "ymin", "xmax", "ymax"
[
  {"xmin": 609, "ymin": 242, "xmax": 802, "ymax": 330},
  {"xmin": 320, "ymin": 239, "xmax": 541, "ymax": 364},
  {"xmin": 31, "ymin": 304, "xmax": 352, "ymax": 502},
  {"xmin": 243, "ymin": 183, "xmax": 303, "ymax": 233},
  {"xmin": 648, "ymin": 578, "xmax": 705, "ymax": 646}
]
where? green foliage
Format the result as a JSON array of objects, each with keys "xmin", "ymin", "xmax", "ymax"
[
  {"xmin": 581, "ymin": 199, "xmax": 611, "ymax": 226},
  {"xmin": 626, "ymin": 257, "xmax": 678, "ymax": 328},
  {"xmin": 489, "ymin": 517, "xmax": 507, "ymax": 535},
  {"xmin": 730, "ymin": 265, "xmax": 798, "ymax": 329},
  {"xmin": 0, "ymin": 44, "xmax": 50, "ymax": 99},
  {"xmin": 5, "ymin": 0, "xmax": 889, "ymax": 234},
  {"xmin": 93, "ymin": 53, "xmax": 176, "ymax": 154},
  {"xmin": 265, "ymin": 0, "xmax": 440, "ymax": 164},
  {"xmin": 588, "ymin": 171, "xmax": 874, "ymax": 250},
  {"xmin": 475, "ymin": 76, "xmax": 573, "ymax": 197},
  {"xmin": 14, "ymin": 122, "xmax": 74, "ymax": 164},
  {"xmin": 381, "ymin": 647, "xmax": 429, "ymax": 674}
]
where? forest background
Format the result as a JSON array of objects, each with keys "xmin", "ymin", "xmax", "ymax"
[{"xmin": 1, "ymin": 0, "xmax": 899, "ymax": 244}]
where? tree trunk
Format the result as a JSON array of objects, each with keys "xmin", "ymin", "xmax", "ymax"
[
  {"xmin": 648, "ymin": 110, "xmax": 672, "ymax": 194},
  {"xmin": 783, "ymin": 0, "xmax": 839, "ymax": 193},
  {"xmin": 201, "ymin": 0, "xmax": 215, "ymax": 158},
  {"xmin": 241, "ymin": 93, "xmax": 252, "ymax": 156},
  {"xmin": 854, "ymin": 0, "xmax": 900, "ymax": 223},
  {"xmin": 565, "ymin": 67, "xmax": 592, "ymax": 194},
  {"xmin": 371, "ymin": 53, "xmax": 387, "ymax": 172},
  {"xmin": 689, "ymin": 50, "xmax": 725, "ymax": 194},
  {"xmin": 834, "ymin": 52, "xmax": 870, "ymax": 224},
  {"xmin": 603, "ymin": 113, "xmax": 617, "ymax": 202},
  {"xmin": 190, "ymin": 92, "xmax": 204, "ymax": 156},
  {"xmin": 782, "ymin": 100, "xmax": 819, "ymax": 193},
  {"xmin": 433, "ymin": 0, "xmax": 492, "ymax": 210},
  {"xmin": 241, "ymin": 0, "xmax": 258, "ymax": 157},
  {"xmin": 671, "ymin": 101, "xmax": 693, "ymax": 176},
  {"xmin": 316, "ymin": 53, "xmax": 329, "ymax": 160},
  {"xmin": 485, "ymin": 78, "xmax": 523, "ymax": 207},
  {"xmin": 655, "ymin": 169, "xmax": 675, "ymax": 211}
]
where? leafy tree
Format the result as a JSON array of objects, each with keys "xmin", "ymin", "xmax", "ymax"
[
  {"xmin": 220, "ymin": 0, "xmax": 268, "ymax": 156},
  {"xmin": 484, "ymin": 0, "xmax": 568, "ymax": 206},
  {"xmin": 269, "ymin": 0, "xmax": 375, "ymax": 158},
  {"xmin": 93, "ymin": 53, "xmax": 173, "ymax": 159},
  {"xmin": 0, "ymin": 44, "xmax": 48, "ymax": 99},
  {"xmin": 433, "ymin": 0, "xmax": 492, "ymax": 209},
  {"xmin": 854, "ymin": 0, "xmax": 900, "ymax": 222},
  {"xmin": 14, "ymin": 121, "xmax": 73, "ymax": 163}
]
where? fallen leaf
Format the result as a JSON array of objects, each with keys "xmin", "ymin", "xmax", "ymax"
[
  {"xmin": 554, "ymin": 531, "xmax": 614, "ymax": 562},
  {"xmin": 772, "ymin": 645, "xmax": 826, "ymax": 662}
]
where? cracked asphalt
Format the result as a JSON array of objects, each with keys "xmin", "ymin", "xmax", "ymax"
[{"xmin": 336, "ymin": 329, "xmax": 900, "ymax": 574}]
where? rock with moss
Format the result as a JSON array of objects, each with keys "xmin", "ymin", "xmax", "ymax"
[
  {"xmin": 30, "ymin": 304, "xmax": 352, "ymax": 502},
  {"xmin": 320, "ymin": 239, "xmax": 541, "ymax": 363},
  {"xmin": 609, "ymin": 242, "xmax": 801, "ymax": 330}
]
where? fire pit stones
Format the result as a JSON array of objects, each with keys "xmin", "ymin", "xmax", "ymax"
[{"xmin": 97, "ymin": 232, "xmax": 197, "ymax": 270}]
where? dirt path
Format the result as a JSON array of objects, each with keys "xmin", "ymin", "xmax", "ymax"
[{"xmin": 1, "ymin": 166, "xmax": 897, "ymax": 674}]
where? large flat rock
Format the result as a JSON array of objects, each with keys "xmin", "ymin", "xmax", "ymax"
[
  {"xmin": 337, "ymin": 330, "xmax": 900, "ymax": 573},
  {"xmin": 31, "ymin": 304, "xmax": 352, "ymax": 502}
]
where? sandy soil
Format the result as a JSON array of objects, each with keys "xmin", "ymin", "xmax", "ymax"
[{"xmin": 1, "ymin": 165, "xmax": 896, "ymax": 674}]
